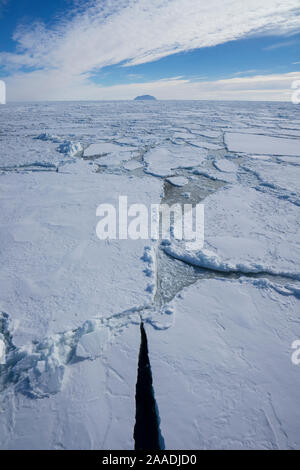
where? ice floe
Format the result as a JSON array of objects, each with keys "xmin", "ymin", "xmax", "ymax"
[
  {"xmin": 241, "ymin": 159, "xmax": 300, "ymax": 202},
  {"xmin": 146, "ymin": 277, "xmax": 300, "ymax": 449},
  {"xmin": 225, "ymin": 132, "xmax": 300, "ymax": 157},
  {"xmin": 166, "ymin": 176, "xmax": 189, "ymax": 187},
  {"xmin": 144, "ymin": 145, "xmax": 207, "ymax": 177},
  {"xmin": 123, "ymin": 160, "xmax": 143, "ymax": 170},
  {"xmin": 84, "ymin": 142, "xmax": 135, "ymax": 158},
  {"xmin": 0, "ymin": 171, "xmax": 162, "ymax": 345},
  {"xmin": 213, "ymin": 159, "xmax": 237, "ymax": 173},
  {"xmin": 163, "ymin": 184, "xmax": 300, "ymax": 279}
]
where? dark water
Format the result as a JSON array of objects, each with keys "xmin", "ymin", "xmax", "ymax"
[{"xmin": 134, "ymin": 322, "xmax": 165, "ymax": 450}]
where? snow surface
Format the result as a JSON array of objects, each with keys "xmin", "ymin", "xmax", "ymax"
[
  {"xmin": 213, "ymin": 159, "xmax": 237, "ymax": 173},
  {"xmin": 147, "ymin": 278, "xmax": 300, "ymax": 449},
  {"xmin": 0, "ymin": 100, "xmax": 300, "ymax": 449},
  {"xmin": 95, "ymin": 151, "xmax": 134, "ymax": 166},
  {"xmin": 191, "ymin": 141, "xmax": 224, "ymax": 150},
  {"xmin": 144, "ymin": 145, "xmax": 207, "ymax": 177},
  {"xmin": 166, "ymin": 176, "xmax": 189, "ymax": 187},
  {"xmin": 242, "ymin": 159, "xmax": 300, "ymax": 200},
  {"xmin": 123, "ymin": 160, "xmax": 143, "ymax": 170},
  {"xmin": 164, "ymin": 184, "xmax": 300, "ymax": 279},
  {"xmin": 225, "ymin": 132, "xmax": 300, "ymax": 156},
  {"xmin": 84, "ymin": 142, "xmax": 135, "ymax": 157},
  {"xmin": 193, "ymin": 158, "xmax": 237, "ymax": 183},
  {"xmin": 278, "ymin": 156, "xmax": 300, "ymax": 165},
  {"xmin": 0, "ymin": 171, "xmax": 162, "ymax": 345}
]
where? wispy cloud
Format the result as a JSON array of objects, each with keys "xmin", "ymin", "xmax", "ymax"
[
  {"xmin": 1, "ymin": 0, "xmax": 300, "ymax": 100},
  {"xmin": 126, "ymin": 73, "xmax": 144, "ymax": 79},
  {"xmin": 0, "ymin": 0, "xmax": 9, "ymax": 17},
  {"xmin": 263, "ymin": 39, "xmax": 298, "ymax": 50},
  {"xmin": 233, "ymin": 69, "xmax": 262, "ymax": 76},
  {"xmin": 5, "ymin": 69, "xmax": 300, "ymax": 102}
]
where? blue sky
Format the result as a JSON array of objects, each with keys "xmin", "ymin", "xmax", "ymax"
[
  {"xmin": 0, "ymin": 0, "xmax": 300, "ymax": 100},
  {"xmin": 94, "ymin": 36, "xmax": 300, "ymax": 87},
  {"xmin": 0, "ymin": 1, "xmax": 69, "ymax": 50}
]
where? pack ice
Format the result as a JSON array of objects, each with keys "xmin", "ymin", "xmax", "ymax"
[{"xmin": 0, "ymin": 100, "xmax": 300, "ymax": 450}]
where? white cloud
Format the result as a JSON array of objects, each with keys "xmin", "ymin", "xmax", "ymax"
[
  {"xmin": 263, "ymin": 39, "xmax": 298, "ymax": 50},
  {"xmin": 6, "ymin": 70, "xmax": 300, "ymax": 102},
  {"xmin": 233, "ymin": 69, "xmax": 262, "ymax": 76},
  {"xmin": 1, "ymin": 0, "xmax": 300, "ymax": 100}
]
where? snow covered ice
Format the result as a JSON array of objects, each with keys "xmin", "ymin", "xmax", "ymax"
[
  {"xmin": 0, "ymin": 100, "xmax": 300, "ymax": 449},
  {"xmin": 225, "ymin": 132, "xmax": 300, "ymax": 157},
  {"xmin": 146, "ymin": 277, "xmax": 300, "ymax": 450},
  {"xmin": 166, "ymin": 176, "xmax": 189, "ymax": 187}
]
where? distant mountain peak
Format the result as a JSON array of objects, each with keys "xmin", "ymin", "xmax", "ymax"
[{"xmin": 134, "ymin": 95, "xmax": 157, "ymax": 101}]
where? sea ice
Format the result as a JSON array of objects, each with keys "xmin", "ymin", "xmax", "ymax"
[
  {"xmin": 84, "ymin": 143, "xmax": 118, "ymax": 156},
  {"xmin": 242, "ymin": 159, "xmax": 300, "ymax": 198},
  {"xmin": 146, "ymin": 278, "xmax": 300, "ymax": 449},
  {"xmin": 163, "ymin": 184, "xmax": 300, "ymax": 279},
  {"xmin": 123, "ymin": 160, "xmax": 143, "ymax": 170},
  {"xmin": 166, "ymin": 176, "xmax": 189, "ymax": 187},
  {"xmin": 278, "ymin": 156, "xmax": 300, "ymax": 165},
  {"xmin": 213, "ymin": 159, "xmax": 237, "ymax": 173},
  {"xmin": 1, "ymin": 99, "xmax": 300, "ymax": 450},
  {"xmin": 144, "ymin": 145, "xmax": 207, "ymax": 177},
  {"xmin": 0, "ymin": 170, "xmax": 162, "ymax": 344},
  {"xmin": 225, "ymin": 132, "xmax": 300, "ymax": 157}
]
